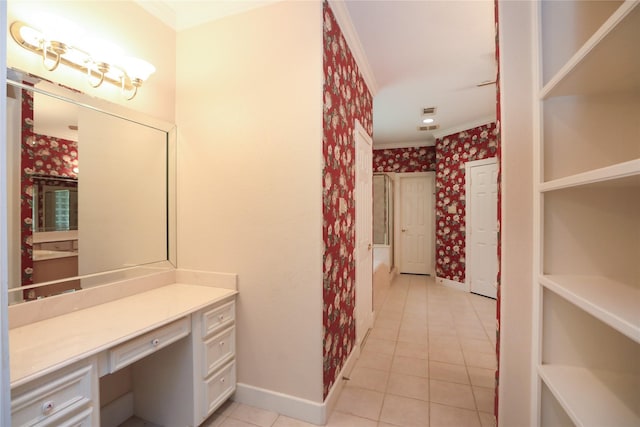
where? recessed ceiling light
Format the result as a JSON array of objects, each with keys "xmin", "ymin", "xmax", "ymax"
[{"xmin": 422, "ymin": 117, "xmax": 435, "ymax": 124}]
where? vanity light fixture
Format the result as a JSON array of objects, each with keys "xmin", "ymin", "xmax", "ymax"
[{"xmin": 10, "ymin": 21, "xmax": 155, "ymax": 100}]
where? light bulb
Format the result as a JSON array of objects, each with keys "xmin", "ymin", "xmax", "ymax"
[{"xmin": 119, "ymin": 57, "xmax": 156, "ymax": 82}]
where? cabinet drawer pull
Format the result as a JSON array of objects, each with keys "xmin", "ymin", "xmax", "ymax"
[
  {"xmin": 219, "ymin": 314, "xmax": 225, "ymax": 321},
  {"xmin": 151, "ymin": 338, "xmax": 160, "ymax": 346},
  {"xmin": 220, "ymin": 378, "xmax": 225, "ymax": 383},
  {"xmin": 42, "ymin": 400, "xmax": 55, "ymax": 415},
  {"xmin": 219, "ymin": 341, "xmax": 225, "ymax": 346}
]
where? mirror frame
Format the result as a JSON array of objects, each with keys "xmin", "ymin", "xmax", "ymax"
[{"xmin": 6, "ymin": 72, "xmax": 176, "ymax": 304}]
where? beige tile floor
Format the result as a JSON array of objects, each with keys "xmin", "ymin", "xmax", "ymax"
[{"xmin": 203, "ymin": 274, "xmax": 497, "ymax": 427}]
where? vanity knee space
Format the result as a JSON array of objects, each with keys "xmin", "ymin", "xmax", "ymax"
[{"xmin": 98, "ymin": 297, "xmax": 237, "ymax": 426}]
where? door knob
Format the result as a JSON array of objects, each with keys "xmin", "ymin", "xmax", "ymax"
[
  {"xmin": 368, "ymin": 243, "xmax": 372, "ymax": 250},
  {"xmin": 401, "ymin": 228, "xmax": 407, "ymax": 232}
]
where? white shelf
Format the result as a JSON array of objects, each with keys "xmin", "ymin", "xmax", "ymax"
[
  {"xmin": 540, "ymin": 275, "xmax": 640, "ymax": 343},
  {"xmin": 538, "ymin": 365, "xmax": 640, "ymax": 427},
  {"xmin": 539, "ymin": 158, "xmax": 640, "ymax": 192},
  {"xmin": 541, "ymin": 1, "xmax": 640, "ymax": 99}
]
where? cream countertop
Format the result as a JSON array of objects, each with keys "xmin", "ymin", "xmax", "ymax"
[{"xmin": 9, "ymin": 283, "xmax": 237, "ymax": 388}]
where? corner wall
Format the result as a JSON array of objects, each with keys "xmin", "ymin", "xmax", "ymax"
[
  {"xmin": 322, "ymin": 1, "xmax": 373, "ymax": 398},
  {"xmin": 176, "ymin": 1, "xmax": 325, "ymax": 403},
  {"xmin": 497, "ymin": 1, "xmax": 534, "ymax": 425},
  {"xmin": 434, "ymin": 123, "xmax": 498, "ymax": 283}
]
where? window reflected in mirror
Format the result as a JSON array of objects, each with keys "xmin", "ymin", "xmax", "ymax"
[{"xmin": 33, "ymin": 176, "xmax": 78, "ymax": 232}]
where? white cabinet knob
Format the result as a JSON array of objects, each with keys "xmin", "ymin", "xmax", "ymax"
[
  {"xmin": 219, "ymin": 341, "xmax": 225, "ymax": 347},
  {"xmin": 219, "ymin": 314, "xmax": 225, "ymax": 321},
  {"xmin": 42, "ymin": 400, "xmax": 55, "ymax": 415},
  {"xmin": 151, "ymin": 338, "xmax": 160, "ymax": 346},
  {"xmin": 220, "ymin": 378, "xmax": 225, "ymax": 383}
]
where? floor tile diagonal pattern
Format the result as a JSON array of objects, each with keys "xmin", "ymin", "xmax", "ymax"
[{"xmin": 203, "ymin": 275, "xmax": 497, "ymax": 427}]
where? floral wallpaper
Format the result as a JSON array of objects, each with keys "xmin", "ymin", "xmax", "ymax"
[
  {"xmin": 435, "ymin": 122, "xmax": 498, "ymax": 283},
  {"xmin": 323, "ymin": 1, "xmax": 373, "ymax": 399},
  {"xmin": 373, "ymin": 146, "xmax": 436, "ymax": 173},
  {"xmin": 20, "ymin": 88, "xmax": 79, "ymax": 295}
]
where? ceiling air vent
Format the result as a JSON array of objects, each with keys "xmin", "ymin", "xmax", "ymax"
[
  {"xmin": 418, "ymin": 124, "xmax": 440, "ymax": 131},
  {"xmin": 422, "ymin": 107, "xmax": 437, "ymax": 115}
]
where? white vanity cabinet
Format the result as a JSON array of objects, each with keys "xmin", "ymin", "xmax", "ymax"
[
  {"xmin": 130, "ymin": 297, "xmax": 236, "ymax": 426},
  {"xmin": 9, "ymin": 283, "xmax": 238, "ymax": 427},
  {"xmin": 11, "ymin": 359, "xmax": 98, "ymax": 427},
  {"xmin": 198, "ymin": 301, "xmax": 236, "ymax": 420}
]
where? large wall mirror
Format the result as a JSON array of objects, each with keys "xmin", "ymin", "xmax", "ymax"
[{"xmin": 5, "ymin": 69, "xmax": 176, "ymax": 304}]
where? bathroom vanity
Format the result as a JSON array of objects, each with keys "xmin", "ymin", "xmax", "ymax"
[
  {"xmin": 4, "ymin": 66, "xmax": 218, "ymax": 425},
  {"xmin": 9, "ymin": 271, "xmax": 238, "ymax": 426}
]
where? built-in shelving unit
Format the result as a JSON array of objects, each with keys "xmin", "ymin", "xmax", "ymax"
[{"xmin": 533, "ymin": 1, "xmax": 640, "ymax": 426}]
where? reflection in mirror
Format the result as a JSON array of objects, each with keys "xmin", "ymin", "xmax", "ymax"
[
  {"xmin": 5, "ymin": 70, "xmax": 175, "ymax": 304},
  {"xmin": 33, "ymin": 176, "xmax": 78, "ymax": 232}
]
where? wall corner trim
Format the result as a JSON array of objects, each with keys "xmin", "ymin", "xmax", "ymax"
[{"xmin": 326, "ymin": 0, "xmax": 378, "ymax": 96}]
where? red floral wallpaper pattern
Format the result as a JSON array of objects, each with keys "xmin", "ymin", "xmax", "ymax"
[
  {"xmin": 323, "ymin": 1, "xmax": 373, "ymax": 399},
  {"xmin": 20, "ymin": 88, "xmax": 78, "ymax": 293},
  {"xmin": 435, "ymin": 122, "xmax": 498, "ymax": 282},
  {"xmin": 373, "ymin": 146, "xmax": 436, "ymax": 173}
]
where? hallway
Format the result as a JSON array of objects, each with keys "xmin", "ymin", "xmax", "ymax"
[{"xmin": 206, "ymin": 274, "xmax": 497, "ymax": 427}]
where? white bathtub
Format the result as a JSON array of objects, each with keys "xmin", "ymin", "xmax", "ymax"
[{"xmin": 373, "ymin": 245, "xmax": 394, "ymax": 310}]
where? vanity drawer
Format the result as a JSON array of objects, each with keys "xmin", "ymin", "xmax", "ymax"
[
  {"xmin": 202, "ymin": 301, "xmax": 235, "ymax": 338},
  {"xmin": 109, "ymin": 317, "xmax": 190, "ymax": 373},
  {"xmin": 203, "ymin": 326, "xmax": 235, "ymax": 378},
  {"xmin": 32, "ymin": 403, "xmax": 93, "ymax": 427},
  {"xmin": 203, "ymin": 361, "xmax": 236, "ymax": 418},
  {"xmin": 11, "ymin": 362, "xmax": 94, "ymax": 427}
]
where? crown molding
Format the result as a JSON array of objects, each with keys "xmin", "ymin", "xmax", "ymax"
[
  {"xmin": 374, "ymin": 140, "xmax": 436, "ymax": 150},
  {"xmin": 327, "ymin": 0, "xmax": 378, "ymax": 96},
  {"xmin": 134, "ymin": 1, "xmax": 177, "ymax": 29},
  {"xmin": 431, "ymin": 115, "xmax": 496, "ymax": 139}
]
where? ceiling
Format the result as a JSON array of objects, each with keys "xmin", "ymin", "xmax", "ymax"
[{"xmin": 139, "ymin": 0, "xmax": 498, "ymax": 148}]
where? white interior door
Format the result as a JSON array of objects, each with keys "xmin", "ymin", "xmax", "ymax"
[
  {"xmin": 398, "ymin": 174, "xmax": 434, "ymax": 275},
  {"xmin": 466, "ymin": 158, "xmax": 498, "ymax": 299},
  {"xmin": 355, "ymin": 121, "xmax": 373, "ymax": 345}
]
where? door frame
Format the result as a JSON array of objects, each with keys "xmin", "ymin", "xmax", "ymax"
[
  {"xmin": 394, "ymin": 172, "xmax": 435, "ymax": 276},
  {"xmin": 465, "ymin": 157, "xmax": 498, "ymax": 296},
  {"xmin": 354, "ymin": 119, "xmax": 373, "ymax": 345}
]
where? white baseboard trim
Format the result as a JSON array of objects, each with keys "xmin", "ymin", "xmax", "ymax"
[
  {"xmin": 234, "ymin": 383, "xmax": 324, "ymax": 425},
  {"xmin": 100, "ymin": 391, "xmax": 134, "ymax": 427},
  {"xmin": 436, "ymin": 276, "xmax": 469, "ymax": 292},
  {"xmin": 234, "ymin": 345, "xmax": 361, "ymax": 425}
]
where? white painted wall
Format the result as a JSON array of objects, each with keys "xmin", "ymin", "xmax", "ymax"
[
  {"xmin": 176, "ymin": 2, "xmax": 324, "ymax": 403},
  {"xmin": 497, "ymin": 1, "xmax": 535, "ymax": 425},
  {"xmin": 6, "ymin": 0, "xmax": 176, "ymax": 123}
]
